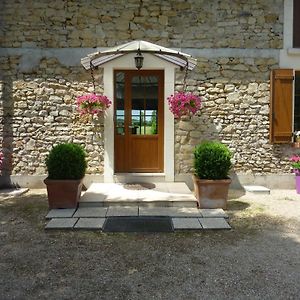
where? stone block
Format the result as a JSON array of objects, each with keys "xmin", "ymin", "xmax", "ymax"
[
  {"xmin": 73, "ymin": 207, "xmax": 108, "ymax": 218},
  {"xmin": 45, "ymin": 218, "xmax": 78, "ymax": 229},
  {"xmin": 46, "ymin": 208, "xmax": 76, "ymax": 219},
  {"xmin": 199, "ymin": 218, "xmax": 231, "ymax": 229},
  {"xmin": 140, "ymin": 207, "xmax": 201, "ymax": 217},
  {"xmin": 243, "ymin": 185, "xmax": 270, "ymax": 195},
  {"xmin": 74, "ymin": 218, "xmax": 105, "ymax": 230},
  {"xmin": 106, "ymin": 206, "xmax": 138, "ymax": 217},
  {"xmin": 172, "ymin": 218, "xmax": 202, "ymax": 230}
]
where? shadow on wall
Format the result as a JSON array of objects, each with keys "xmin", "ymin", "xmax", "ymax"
[
  {"xmin": 175, "ymin": 114, "xmax": 245, "ymax": 194},
  {"xmin": 0, "ymin": 76, "xmax": 14, "ymax": 188}
]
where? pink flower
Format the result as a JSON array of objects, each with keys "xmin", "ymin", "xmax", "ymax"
[
  {"xmin": 290, "ymin": 154, "xmax": 300, "ymax": 174},
  {"xmin": 167, "ymin": 92, "xmax": 202, "ymax": 118},
  {"xmin": 76, "ymin": 93, "xmax": 111, "ymax": 116}
]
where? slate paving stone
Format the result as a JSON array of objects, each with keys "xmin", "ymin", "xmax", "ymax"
[
  {"xmin": 139, "ymin": 207, "xmax": 201, "ymax": 217},
  {"xmin": 172, "ymin": 218, "xmax": 202, "ymax": 230},
  {"xmin": 45, "ymin": 218, "xmax": 78, "ymax": 230},
  {"xmin": 199, "ymin": 217, "xmax": 231, "ymax": 230},
  {"xmin": 74, "ymin": 218, "xmax": 105, "ymax": 230},
  {"xmin": 106, "ymin": 206, "xmax": 139, "ymax": 217},
  {"xmin": 200, "ymin": 209, "xmax": 228, "ymax": 219},
  {"xmin": 73, "ymin": 207, "xmax": 108, "ymax": 218},
  {"xmin": 46, "ymin": 208, "xmax": 76, "ymax": 219}
]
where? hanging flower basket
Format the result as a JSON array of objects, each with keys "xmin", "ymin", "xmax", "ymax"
[
  {"xmin": 167, "ymin": 92, "xmax": 202, "ymax": 119},
  {"xmin": 76, "ymin": 93, "xmax": 112, "ymax": 116}
]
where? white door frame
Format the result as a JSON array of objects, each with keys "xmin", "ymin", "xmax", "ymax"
[{"xmin": 102, "ymin": 53, "xmax": 177, "ymax": 182}]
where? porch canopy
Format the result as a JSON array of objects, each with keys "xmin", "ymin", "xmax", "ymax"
[{"xmin": 81, "ymin": 40, "xmax": 197, "ymax": 71}]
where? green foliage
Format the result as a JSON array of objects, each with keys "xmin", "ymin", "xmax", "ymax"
[
  {"xmin": 46, "ymin": 143, "xmax": 87, "ymax": 180},
  {"xmin": 194, "ymin": 141, "xmax": 232, "ymax": 180}
]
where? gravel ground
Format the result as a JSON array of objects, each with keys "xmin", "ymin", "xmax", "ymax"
[{"xmin": 1, "ymin": 189, "xmax": 300, "ymax": 300}]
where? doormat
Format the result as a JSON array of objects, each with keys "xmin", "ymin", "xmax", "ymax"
[
  {"xmin": 103, "ymin": 216, "xmax": 174, "ymax": 232},
  {"xmin": 123, "ymin": 182, "xmax": 156, "ymax": 190}
]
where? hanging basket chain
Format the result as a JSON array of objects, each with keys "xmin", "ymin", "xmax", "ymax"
[
  {"xmin": 183, "ymin": 60, "xmax": 189, "ymax": 92},
  {"xmin": 90, "ymin": 61, "xmax": 96, "ymax": 94}
]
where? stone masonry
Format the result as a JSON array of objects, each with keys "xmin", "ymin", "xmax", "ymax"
[{"xmin": 1, "ymin": 0, "xmax": 294, "ymax": 180}]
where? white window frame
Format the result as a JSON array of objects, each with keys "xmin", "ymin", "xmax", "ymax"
[{"xmin": 280, "ymin": 0, "xmax": 300, "ymax": 69}]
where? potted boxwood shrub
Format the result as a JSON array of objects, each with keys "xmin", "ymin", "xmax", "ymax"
[
  {"xmin": 193, "ymin": 141, "xmax": 232, "ymax": 209},
  {"xmin": 44, "ymin": 143, "xmax": 87, "ymax": 209}
]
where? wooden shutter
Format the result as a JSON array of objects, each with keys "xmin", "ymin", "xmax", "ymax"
[
  {"xmin": 293, "ymin": 0, "xmax": 300, "ymax": 48},
  {"xmin": 270, "ymin": 69, "xmax": 293, "ymax": 143}
]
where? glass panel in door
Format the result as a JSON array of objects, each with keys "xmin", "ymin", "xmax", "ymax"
[
  {"xmin": 115, "ymin": 72, "xmax": 125, "ymax": 135},
  {"xmin": 131, "ymin": 75, "xmax": 158, "ymax": 135}
]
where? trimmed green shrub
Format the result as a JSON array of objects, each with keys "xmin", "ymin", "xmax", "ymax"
[
  {"xmin": 46, "ymin": 143, "xmax": 87, "ymax": 180},
  {"xmin": 194, "ymin": 141, "xmax": 232, "ymax": 180}
]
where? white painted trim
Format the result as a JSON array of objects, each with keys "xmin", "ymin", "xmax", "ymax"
[
  {"xmin": 103, "ymin": 67, "xmax": 114, "ymax": 182},
  {"xmin": 280, "ymin": 0, "xmax": 300, "ymax": 68},
  {"xmin": 102, "ymin": 53, "xmax": 177, "ymax": 182}
]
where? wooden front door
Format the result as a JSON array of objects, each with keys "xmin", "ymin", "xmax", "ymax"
[{"xmin": 114, "ymin": 70, "xmax": 164, "ymax": 172}]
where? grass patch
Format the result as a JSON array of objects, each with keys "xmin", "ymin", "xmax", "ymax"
[{"xmin": 0, "ymin": 192, "xmax": 48, "ymax": 230}]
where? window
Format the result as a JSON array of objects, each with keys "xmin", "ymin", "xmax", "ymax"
[
  {"xmin": 293, "ymin": 0, "xmax": 300, "ymax": 48},
  {"xmin": 294, "ymin": 72, "xmax": 300, "ymax": 130}
]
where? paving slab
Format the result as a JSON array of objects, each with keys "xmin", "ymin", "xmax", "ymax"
[
  {"xmin": 0, "ymin": 187, "xmax": 29, "ymax": 198},
  {"xmin": 79, "ymin": 192, "xmax": 107, "ymax": 202},
  {"xmin": 172, "ymin": 218, "xmax": 202, "ymax": 230},
  {"xmin": 73, "ymin": 207, "xmax": 108, "ymax": 218},
  {"xmin": 74, "ymin": 218, "xmax": 105, "ymax": 230},
  {"xmin": 243, "ymin": 185, "xmax": 270, "ymax": 195},
  {"xmin": 45, "ymin": 218, "xmax": 78, "ymax": 230},
  {"xmin": 46, "ymin": 208, "xmax": 76, "ymax": 219},
  {"xmin": 166, "ymin": 182, "xmax": 192, "ymax": 194},
  {"xmin": 199, "ymin": 217, "xmax": 231, "ymax": 230},
  {"xmin": 200, "ymin": 209, "xmax": 228, "ymax": 219},
  {"xmin": 139, "ymin": 207, "xmax": 201, "ymax": 217},
  {"xmin": 106, "ymin": 206, "xmax": 139, "ymax": 217}
]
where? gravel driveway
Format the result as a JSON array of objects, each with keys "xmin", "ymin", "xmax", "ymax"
[{"xmin": 1, "ymin": 189, "xmax": 300, "ymax": 300}]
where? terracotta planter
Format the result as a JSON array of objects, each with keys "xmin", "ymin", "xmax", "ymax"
[
  {"xmin": 44, "ymin": 178, "xmax": 83, "ymax": 209},
  {"xmin": 193, "ymin": 175, "xmax": 231, "ymax": 209}
]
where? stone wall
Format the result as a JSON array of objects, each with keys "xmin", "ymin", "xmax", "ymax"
[
  {"xmin": 0, "ymin": 0, "xmax": 283, "ymax": 49},
  {"xmin": 175, "ymin": 56, "xmax": 294, "ymax": 176},
  {"xmin": 1, "ymin": 0, "xmax": 294, "ymax": 180},
  {"xmin": 0, "ymin": 57, "xmax": 105, "ymax": 176}
]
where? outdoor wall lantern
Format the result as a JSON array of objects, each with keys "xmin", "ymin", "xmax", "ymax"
[{"xmin": 134, "ymin": 49, "xmax": 144, "ymax": 70}]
